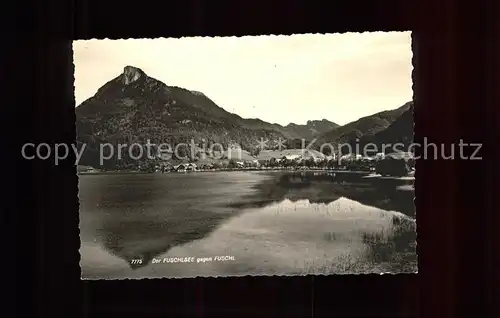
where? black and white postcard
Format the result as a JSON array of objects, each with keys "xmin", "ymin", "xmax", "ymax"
[{"xmin": 75, "ymin": 32, "xmax": 416, "ymax": 279}]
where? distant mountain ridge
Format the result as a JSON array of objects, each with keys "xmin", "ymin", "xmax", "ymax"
[
  {"xmin": 365, "ymin": 103, "xmax": 414, "ymax": 148},
  {"xmin": 313, "ymin": 101, "xmax": 413, "ymax": 154},
  {"xmin": 284, "ymin": 119, "xmax": 340, "ymax": 141}
]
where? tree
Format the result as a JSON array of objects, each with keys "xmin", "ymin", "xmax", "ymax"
[
  {"xmin": 345, "ymin": 160, "xmax": 360, "ymax": 171},
  {"xmin": 280, "ymin": 156, "xmax": 290, "ymax": 167},
  {"xmin": 268, "ymin": 157, "xmax": 278, "ymax": 167},
  {"xmin": 376, "ymin": 158, "xmax": 409, "ymax": 176},
  {"xmin": 227, "ymin": 159, "xmax": 237, "ymax": 169},
  {"xmin": 251, "ymin": 148, "xmax": 261, "ymax": 157},
  {"xmin": 304, "ymin": 158, "xmax": 315, "ymax": 168},
  {"xmin": 327, "ymin": 159, "xmax": 337, "ymax": 169},
  {"xmin": 407, "ymin": 158, "xmax": 415, "ymax": 169},
  {"xmin": 318, "ymin": 158, "xmax": 328, "ymax": 168}
]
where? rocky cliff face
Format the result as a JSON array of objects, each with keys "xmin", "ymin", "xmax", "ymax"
[{"xmin": 121, "ymin": 66, "xmax": 144, "ymax": 84}]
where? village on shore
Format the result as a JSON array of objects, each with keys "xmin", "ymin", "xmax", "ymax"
[{"xmin": 78, "ymin": 147, "xmax": 415, "ymax": 178}]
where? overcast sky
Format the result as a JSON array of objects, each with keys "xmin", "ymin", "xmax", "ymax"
[{"xmin": 73, "ymin": 32, "xmax": 412, "ymax": 126}]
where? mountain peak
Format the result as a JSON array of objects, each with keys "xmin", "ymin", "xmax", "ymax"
[
  {"xmin": 122, "ymin": 66, "xmax": 145, "ymax": 85},
  {"xmin": 307, "ymin": 119, "xmax": 329, "ymax": 125}
]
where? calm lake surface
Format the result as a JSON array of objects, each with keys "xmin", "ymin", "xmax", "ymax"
[{"xmin": 79, "ymin": 171, "xmax": 417, "ymax": 279}]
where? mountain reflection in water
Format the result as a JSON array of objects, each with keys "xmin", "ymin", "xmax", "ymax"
[{"xmin": 79, "ymin": 171, "xmax": 416, "ymax": 279}]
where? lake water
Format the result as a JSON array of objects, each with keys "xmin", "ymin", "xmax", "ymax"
[{"xmin": 79, "ymin": 171, "xmax": 417, "ymax": 279}]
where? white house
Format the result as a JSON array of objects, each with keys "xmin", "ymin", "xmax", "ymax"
[{"xmin": 340, "ymin": 153, "xmax": 362, "ymax": 161}]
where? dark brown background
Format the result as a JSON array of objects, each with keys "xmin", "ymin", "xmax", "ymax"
[{"xmin": 4, "ymin": 0, "xmax": 498, "ymax": 317}]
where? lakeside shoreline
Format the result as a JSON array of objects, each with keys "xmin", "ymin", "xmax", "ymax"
[
  {"xmin": 78, "ymin": 169, "xmax": 415, "ymax": 182},
  {"xmin": 79, "ymin": 168, "xmax": 384, "ymax": 175}
]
